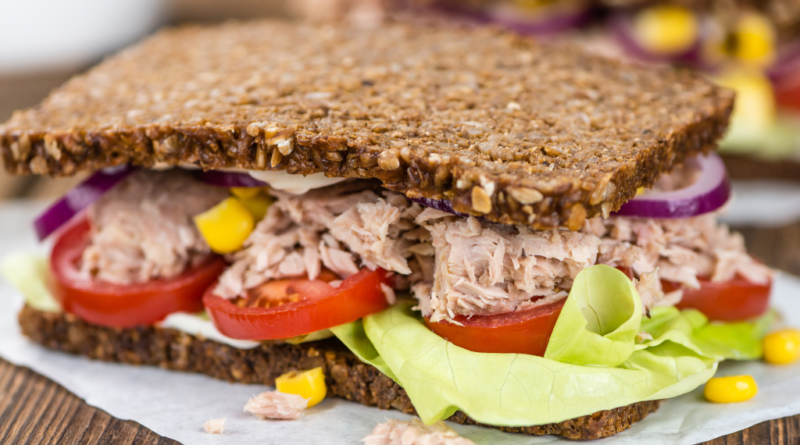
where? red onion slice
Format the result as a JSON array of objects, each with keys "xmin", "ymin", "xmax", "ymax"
[
  {"xmin": 33, "ymin": 164, "xmax": 135, "ymax": 241},
  {"xmin": 488, "ymin": 6, "xmax": 593, "ymax": 36},
  {"xmin": 428, "ymin": 1, "xmax": 591, "ymax": 35},
  {"xmin": 193, "ymin": 170, "xmax": 268, "ymax": 188},
  {"xmin": 613, "ymin": 153, "xmax": 731, "ymax": 219}
]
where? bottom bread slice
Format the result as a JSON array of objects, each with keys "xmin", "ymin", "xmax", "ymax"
[{"xmin": 17, "ymin": 305, "xmax": 661, "ymax": 440}]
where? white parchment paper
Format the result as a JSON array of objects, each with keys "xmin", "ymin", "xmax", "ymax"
[{"xmin": 1, "ymin": 201, "xmax": 800, "ymax": 445}]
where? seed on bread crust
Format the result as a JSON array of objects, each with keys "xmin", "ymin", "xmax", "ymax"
[
  {"xmin": 509, "ymin": 187, "xmax": 544, "ymax": 205},
  {"xmin": 471, "ymin": 186, "xmax": 492, "ymax": 213}
]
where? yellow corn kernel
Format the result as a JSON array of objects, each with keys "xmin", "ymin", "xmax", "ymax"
[
  {"xmin": 514, "ymin": 0, "xmax": 558, "ymax": 11},
  {"xmin": 704, "ymin": 375, "xmax": 758, "ymax": 403},
  {"xmin": 194, "ymin": 197, "xmax": 254, "ymax": 254},
  {"xmin": 763, "ymin": 329, "xmax": 800, "ymax": 365},
  {"xmin": 633, "ymin": 5, "xmax": 699, "ymax": 54},
  {"xmin": 275, "ymin": 367, "xmax": 327, "ymax": 408},
  {"xmin": 230, "ymin": 187, "xmax": 261, "ymax": 199},
  {"xmin": 734, "ymin": 12, "xmax": 775, "ymax": 66},
  {"xmin": 715, "ymin": 72, "xmax": 776, "ymax": 136},
  {"xmin": 239, "ymin": 194, "xmax": 274, "ymax": 221}
]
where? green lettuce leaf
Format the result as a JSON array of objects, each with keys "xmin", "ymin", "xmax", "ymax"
[
  {"xmin": 1, "ymin": 254, "xmax": 60, "ymax": 312},
  {"xmin": 329, "ymin": 321, "xmax": 397, "ymax": 381},
  {"xmin": 331, "ymin": 265, "xmax": 773, "ymax": 427},
  {"xmin": 641, "ymin": 306, "xmax": 775, "ymax": 361},
  {"xmin": 544, "ymin": 265, "xmax": 641, "ymax": 366},
  {"xmin": 360, "ymin": 302, "xmax": 717, "ymax": 426}
]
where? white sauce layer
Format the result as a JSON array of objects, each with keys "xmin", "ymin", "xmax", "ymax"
[
  {"xmin": 159, "ymin": 313, "xmax": 261, "ymax": 349},
  {"xmin": 247, "ymin": 170, "xmax": 346, "ymax": 195},
  {"xmin": 174, "ymin": 164, "xmax": 347, "ymax": 195}
]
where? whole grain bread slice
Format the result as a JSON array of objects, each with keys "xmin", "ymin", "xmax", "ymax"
[
  {"xmin": 18, "ymin": 304, "xmax": 661, "ymax": 440},
  {"xmin": 0, "ymin": 20, "xmax": 733, "ymax": 229}
]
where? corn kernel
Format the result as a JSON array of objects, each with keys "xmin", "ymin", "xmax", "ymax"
[
  {"xmin": 734, "ymin": 12, "xmax": 775, "ymax": 67},
  {"xmin": 275, "ymin": 367, "xmax": 327, "ymax": 408},
  {"xmin": 194, "ymin": 197, "xmax": 254, "ymax": 254},
  {"xmin": 240, "ymin": 194, "xmax": 274, "ymax": 221},
  {"xmin": 715, "ymin": 72, "xmax": 776, "ymax": 136},
  {"xmin": 704, "ymin": 375, "xmax": 758, "ymax": 403},
  {"xmin": 763, "ymin": 329, "xmax": 800, "ymax": 365},
  {"xmin": 230, "ymin": 187, "xmax": 261, "ymax": 199},
  {"xmin": 633, "ymin": 5, "xmax": 699, "ymax": 54}
]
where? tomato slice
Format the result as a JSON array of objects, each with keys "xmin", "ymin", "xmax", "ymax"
[
  {"xmin": 424, "ymin": 300, "xmax": 566, "ymax": 356},
  {"xmin": 664, "ymin": 276, "xmax": 772, "ymax": 322},
  {"xmin": 775, "ymin": 74, "xmax": 800, "ymax": 112},
  {"xmin": 203, "ymin": 268, "xmax": 392, "ymax": 340},
  {"xmin": 51, "ymin": 218, "xmax": 226, "ymax": 328}
]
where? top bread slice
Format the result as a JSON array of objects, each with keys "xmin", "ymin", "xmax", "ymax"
[{"xmin": 0, "ymin": 20, "xmax": 733, "ymax": 230}]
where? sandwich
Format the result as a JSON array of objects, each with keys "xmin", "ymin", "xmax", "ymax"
[{"xmin": 0, "ymin": 20, "xmax": 777, "ymax": 441}]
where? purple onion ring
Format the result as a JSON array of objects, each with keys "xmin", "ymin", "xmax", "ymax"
[
  {"xmin": 193, "ymin": 170, "xmax": 268, "ymax": 188},
  {"xmin": 613, "ymin": 153, "xmax": 731, "ymax": 219},
  {"xmin": 429, "ymin": 1, "xmax": 592, "ymax": 35},
  {"xmin": 33, "ymin": 164, "xmax": 135, "ymax": 241}
]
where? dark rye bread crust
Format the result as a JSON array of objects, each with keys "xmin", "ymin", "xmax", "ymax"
[
  {"xmin": 0, "ymin": 20, "xmax": 732, "ymax": 230},
  {"xmin": 18, "ymin": 305, "xmax": 661, "ymax": 440}
]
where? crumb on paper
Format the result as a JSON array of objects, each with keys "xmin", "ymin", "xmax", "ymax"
[
  {"xmin": 244, "ymin": 391, "xmax": 308, "ymax": 420},
  {"xmin": 363, "ymin": 418, "xmax": 476, "ymax": 445},
  {"xmin": 203, "ymin": 418, "xmax": 225, "ymax": 434}
]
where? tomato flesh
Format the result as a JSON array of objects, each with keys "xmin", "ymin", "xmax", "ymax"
[
  {"xmin": 775, "ymin": 75, "xmax": 800, "ymax": 112},
  {"xmin": 51, "ymin": 219, "xmax": 226, "ymax": 328},
  {"xmin": 665, "ymin": 276, "xmax": 772, "ymax": 322},
  {"xmin": 424, "ymin": 300, "xmax": 566, "ymax": 356},
  {"xmin": 204, "ymin": 268, "xmax": 392, "ymax": 340}
]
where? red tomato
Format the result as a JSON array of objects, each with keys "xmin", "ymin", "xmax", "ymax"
[
  {"xmin": 50, "ymin": 219, "xmax": 226, "ymax": 328},
  {"xmin": 775, "ymin": 74, "xmax": 800, "ymax": 112},
  {"xmin": 664, "ymin": 276, "xmax": 772, "ymax": 322},
  {"xmin": 245, "ymin": 270, "xmax": 339, "ymax": 308},
  {"xmin": 204, "ymin": 268, "xmax": 392, "ymax": 340},
  {"xmin": 424, "ymin": 300, "xmax": 566, "ymax": 356}
]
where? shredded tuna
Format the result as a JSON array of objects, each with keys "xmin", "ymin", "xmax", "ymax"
[
  {"xmin": 203, "ymin": 418, "xmax": 225, "ymax": 434},
  {"xmin": 81, "ymin": 170, "xmax": 228, "ymax": 285},
  {"xmin": 207, "ymin": 179, "xmax": 770, "ymax": 320},
  {"xmin": 415, "ymin": 213, "xmax": 599, "ymax": 322},
  {"xmin": 597, "ymin": 214, "xmax": 774, "ymax": 287},
  {"xmin": 413, "ymin": 210, "xmax": 771, "ymax": 321},
  {"xmin": 381, "ymin": 283, "xmax": 397, "ymax": 305},
  {"xmin": 243, "ymin": 391, "xmax": 308, "ymax": 420},
  {"xmin": 215, "ymin": 182, "xmax": 421, "ymax": 299},
  {"xmin": 634, "ymin": 269, "xmax": 665, "ymax": 309},
  {"xmin": 363, "ymin": 418, "xmax": 476, "ymax": 445}
]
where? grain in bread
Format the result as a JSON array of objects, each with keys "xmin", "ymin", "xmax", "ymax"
[{"xmin": 0, "ymin": 20, "xmax": 733, "ymax": 229}]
